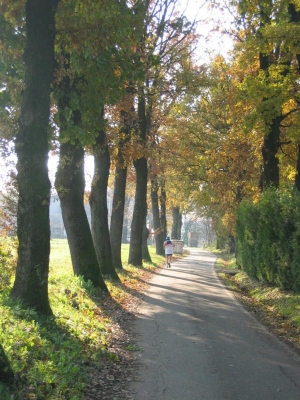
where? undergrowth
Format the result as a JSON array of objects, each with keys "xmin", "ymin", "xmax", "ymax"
[{"xmin": 0, "ymin": 239, "xmax": 166, "ymax": 399}]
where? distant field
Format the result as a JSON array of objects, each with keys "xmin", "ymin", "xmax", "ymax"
[{"xmin": 49, "ymin": 239, "xmax": 161, "ymax": 275}]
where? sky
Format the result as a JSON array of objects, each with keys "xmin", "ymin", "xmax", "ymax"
[{"xmin": 183, "ymin": 0, "xmax": 233, "ymax": 61}]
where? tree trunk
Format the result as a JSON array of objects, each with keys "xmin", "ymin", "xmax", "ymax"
[
  {"xmin": 142, "ymin": 207, "xmax": 152, "ymax": 262},
  {"xmin": 171, "ymin": 206, "xmax": 180, "ymax": 239},
  {"xmin": 229, "ymin": 234, "xmax": 236, "ymax": 254},
  {"xmin": 128, "ymin": 157, "xmax": 148, "ymax": 265},
  {"xmin": 261, "ymin": 116, "xmax": 281, "ymax": 189},
  {"xmin": 90, "ymin": 125, "xmax": 119, "ymax": 280},
  {"xmin": 178, "ymin": 211, "xmax": 182, "ymax": 240},
  {"xmin": 110, "ymin": 95, "xmax": 133, "ymax": 269},
  {"xmin": 122, "ymin": 196, "xmax": 130, "ymax": 244},
  {"xmin": 258, "ymin": 28, "xmax": 283, "ymax": 191},
  {"xmin": 12, "ymin": 0, "xmax": 59, "ymax": 315},
  {"xmin": 129, "ymin": 88, "xmax": 148, "ymax": 266},
  {"xmin": 0, "ymin": 343, "xmax": 14, "ymax": 383},
  {"xmin": 110, "ymin": 162, "xmax": 127, "ymax": 269},
  {"xmin": 55, "ymin": 140, "xmax": 107, "ymax": 290},
  {"xmin": 159, "ymin": 181, "xmax": 167, "ymax": 249},
  {"xmin": 295, "ymin": 144, "xmax": 300, "ymax": 191},
  {"xmin": 151, "ymin": 177, "xmax": 164, "ymax": 255}
]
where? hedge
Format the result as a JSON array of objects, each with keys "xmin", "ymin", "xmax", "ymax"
[{"xmin": 236, "ymin": 189, "xmax": 300, "ymax": 291}]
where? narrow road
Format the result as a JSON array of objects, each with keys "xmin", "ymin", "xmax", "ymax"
[{"xmin": 128, "ymin": 249, "xmax": 300, "ymax": 400}]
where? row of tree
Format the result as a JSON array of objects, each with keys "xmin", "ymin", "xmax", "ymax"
[
  {"xmin": 5, "ymin": 0, "xmax": 300, "ymax": 317},
  {"xmin": 0, "ymin": 0, "xmax": 198, "ymax": 316},
  {"xmin": 159, "ymin": 0, "xmax": 300, "ymax": 253},
  {"xmin": 3, "ymin": 0, "xmax": 300, "ymax": 382}
]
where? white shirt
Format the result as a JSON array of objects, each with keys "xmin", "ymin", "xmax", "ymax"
[{"xmin": 164, "ymin": 240, "xmax": 174, "ymax": 255}]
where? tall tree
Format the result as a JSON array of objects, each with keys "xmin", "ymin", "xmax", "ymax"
[
  {"xmin": 54, "ymin": 0, "xmax": 138, "ymax": 275},
  {"xmin": 55, "ymin": 138, "xmax": 107, "ymax": 289},
  {"xmin": 54, "ymin": 51, "xmax": 108, "ymax": 289},
  {"xmin": 12, "ymin": 0, "xmax": 60, "ymax": 315},
  {"xmin": 151, "ymin": 176, "xmax": 166, "ymax": 255},
  {"xmin": 171, "ymin": 206, "xmax": 182, "ymax": 239},
  {"xmin": 128, "ymin": 87, "xmax": 148, "ymax": 265},
  {"xmin": 232, "ymin": 0, "xmax": 300, "ymax": 190},
  {"xmin": 90, "ymin": 113, "xmax": 119, "ymax": 280},
  {"xmin": 129, "ymin": 0, "xmax": 196, "ymax": 265},
  {"xmin": 142, "ymin": 205, "xmax": 152, "ymax": 261},
  {"xmin": 110, "ymin": 91, "xmax": 134, "ymax": 269}
]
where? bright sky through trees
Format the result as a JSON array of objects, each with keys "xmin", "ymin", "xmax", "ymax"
[{"xmin": 182, "ymin": 0, "xmax": 233, "ymax": 61}]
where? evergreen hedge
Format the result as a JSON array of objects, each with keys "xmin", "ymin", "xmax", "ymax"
[{"xmin": 236, "ymin": 189, "xmax": 300, "ymax": 291}]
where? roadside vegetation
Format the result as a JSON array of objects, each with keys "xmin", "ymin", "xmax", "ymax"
[
  {"xmin": 214, "ymin": 251, "xmax": 300, "ymax": 354},
  {"xmin": 0, "ymin": 238, "xmax": 168, "ymax": 399}
]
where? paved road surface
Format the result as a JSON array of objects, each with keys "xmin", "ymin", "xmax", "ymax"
[{"xmin": 128, "ymin": 249, "xmax": 300, "ymax": 400}]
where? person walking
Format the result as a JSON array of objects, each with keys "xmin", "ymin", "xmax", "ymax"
[{"xmin": 163, "ymin": 236, "xmax": 174, "ymax": 268}]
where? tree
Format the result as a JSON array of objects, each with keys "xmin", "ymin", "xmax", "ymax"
[
  {"xmin": 171, "ymin": 206, "xmax": 182, "ymax": 239},
  {"xmin": 90, "ymin": 113, "xmax": 119, "ymax": 280},
  {"xmin": 110, "ymin": 90, "xmax": 135, "ymax": 269},
  {"xmin": 150, "ymin": 176, "xmax": 167, "ymax": 255},
  {"xmin": 55, "ymin": 138, "xmax": 108, "ymax": 289},
  {"xmin": 230, "ymin": 0, "xmax": 300, "ymax": 190},
  {"xmin": 54, "ymin": 48, "xmax": 108, "ymax": 289},
  {"xmin": 129, "ymin": 0, "xmax": 197, "ymax": 265},
  {"xmin": 156, "ymin": 52, "xmax": 260, "ymax": 248},
  {"xmin": 128, "ymin": 87, "xmax": 149, "ymax": 265},
  {"xmin": 54, "ymin": 0, "xmax": 138, "ymax": 277},
  {"xmin": 12, "ymin": 0, "xmax": 60, "ymax": 315},
  {"xmin": 142, "ymin": 207, "xmax": 152, "ymax": 261}
]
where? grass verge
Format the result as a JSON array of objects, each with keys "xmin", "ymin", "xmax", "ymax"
[
  {"xmin": 214, "ymin": 251, "xmax": 300, "ymax": 354},
  {"xmin": 1, "ymin": 239, "xmax": 178, "ymax": 399}
]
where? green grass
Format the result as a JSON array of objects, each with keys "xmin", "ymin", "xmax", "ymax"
[
  {"xmin": 215, "ymin": 253, "xmax": 237, "ymax": 270},
  {"xmin": 0, "ymin": 238, "xmax": 165, "ymax": 399}
]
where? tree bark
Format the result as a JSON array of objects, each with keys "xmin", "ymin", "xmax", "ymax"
[
  {"xmin": 295, "ymin": 144, "xmax": 300, "ymax": 191},
  {"xmin": 151, "ymin": 176, "xmax": 164, "ymax": 255},
  {"xmin": 122, "ymin": 196, "xmax": 130, "ymax": 243},
  {"xmin": 90, "ymin": 125, "xmax": 119, "ymax": 280},
  {"xmin": 12, "ymin": 0, "xmax": 59, "ymax": 315},
  {"xmin": 142, "ymin": 206, "xmax": 152, "ymax": 262},
  {"xmin": 178, "ymin": 211, "xmax": 182, "ymax": 240},
  {"xmin": 159, "ymin": 181, "xmax": 167, "ymax": 249},
  {"xmin": 128, "ymin": 157, "xmax": 148, "ymax": 265},
  {"xmin": 110, "ymin": 162, "xmax": 127, "ymax": 269},
  {"xmin": 55, "ymin": 140, "xmax": 107, "ymax": 290},
  {"xmin": 171, "ymin": 206, "xmax": 180, "ymax": 239},
  {"xmin": 110, "ymin": 94, "xmax": 133, "ymax": 269},
  {"xmin": 128, "ymin": 88, "xmax": 148, "ymax": 266},
  {"xmin": 261, "ymin": 116, "xmax": 281, "ymax": 189}
]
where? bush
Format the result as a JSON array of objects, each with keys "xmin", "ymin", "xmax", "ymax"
[
  {"xmin": 0, "ymin": 236, "xmax": 17, "ymax": 291},
  {"xmin": 236, "ymin": 200, "xmax": 259, "ymax": 278},
  {"xmin": 236, "ymin": 188, "xmax": 300, "ymax": 291}
]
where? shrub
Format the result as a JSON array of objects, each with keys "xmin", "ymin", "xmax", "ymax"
[
  {"xmin": 236, "ymin": 200, "xmax": 259, "ymax": 278},
  {"xmin": 236, "ymin": 188, "xmax": 300, "ymax": 291},
  {"xmin": 0, "ymin": 236, "xmax": 17, "ymax": 291}
]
